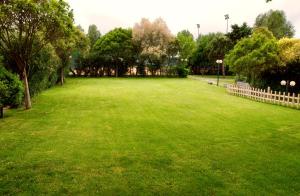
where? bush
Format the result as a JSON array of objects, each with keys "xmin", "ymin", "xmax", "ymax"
[
  {"xmin": 175, "ymin": 65, "xmax": 189, "ymax": 78},
  {"xmin": 28, "ymin": 44, "xmax": 60, "ymax": 96},
  {"xmin": 0, "ymin": 65, "xmax": 24, "ymax": 118}
]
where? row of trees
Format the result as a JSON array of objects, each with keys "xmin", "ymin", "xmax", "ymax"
[{"xmin": 71, "ymin": 18, "xmax": 192, "ymax": 78}]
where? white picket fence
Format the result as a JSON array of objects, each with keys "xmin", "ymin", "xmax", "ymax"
[{"xmin": 226, "ymin": 84, "xmax": 300, "ymax": 109}]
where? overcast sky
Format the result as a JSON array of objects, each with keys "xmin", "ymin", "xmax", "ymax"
[{"xmin": 66, "ymin": 0, "xmax": 300, "ymax": 38}]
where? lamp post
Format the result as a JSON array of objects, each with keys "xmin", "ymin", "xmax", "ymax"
[
  {"xmin": 216, "ymin": 60, "xmax": 223, "ymax": 86},
  {"xmin": 224, "ymin": 14, "xmax": 229, "ymax": 33},
  {"xmin": 196, "ymin": 24, "xmax": 200, "ymax": 39},
  {"xmin": 280, "ymin": 80, "xmax": 296, "ymax": 93}
]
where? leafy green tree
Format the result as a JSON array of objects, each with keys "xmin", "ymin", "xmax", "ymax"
[
  {"xmin": 29, "ymin": 44, "xmax": 60, "ymax": 96},
  {"xmin": 88, "ymin": 24, "xmax": 101, "ymax": 48},
  {"xmin": 176, "ymin": 30, "xmax": 196, "ymax": 60},
  {"xmin": 255, "ymin": 10, "xmax": 295, "ymax": 39},
  {"xmin": 191, "ymin": 33, "xmax": 231, "ymax": 75},
  {"xmin": 207, "ymin": 33, "xmax": 232, "ymax": 75},
  {"xmin": 226, "ymin": 23, "xmax": 252, "ymax": 45},
  {"xmin": 0, "ymin": 0, "xmax": 73, "ymax": 109},
  {"xmin": 0, "ymin": 65, "xmax": 23, "ymax": 118},
  {"xmin": 190, "ymin": 33, "xmax": 218, "ymax": 74},
  {"xmin": 94, "ymin": 28, "xmax": 134, "ymax": 77},
  {"xmin": 69, "ymin": 26, "xmax": 90, "ymax": 77},
  {"xmin": 225, "ymin": 27, "xmax": 281, "ymax": 86},
  {"xmin": 53, "ymin": 26, "xmax": 89, "ymax": 84}
]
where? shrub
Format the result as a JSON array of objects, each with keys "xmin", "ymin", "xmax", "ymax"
[
  {"xmin": 28, "ymin": 44, "xmax": 60, "ymax": 96},
  {"xmin": 175, "ymin": 65, "xmax": 189, "ymax": 78},
  {"xmin": 0, "ymin": 66, "xmax": 24, "ymax": 118}
]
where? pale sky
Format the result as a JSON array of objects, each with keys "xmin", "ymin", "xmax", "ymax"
[{"xmin": 67, "ymin": 0, "xmax": 300, "ymax": 38}]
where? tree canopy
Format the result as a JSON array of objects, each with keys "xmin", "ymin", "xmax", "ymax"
[
  {"xmin": 176, "ymin": 30, "xmax": 196, "ymax": 60},
  {"xmin": 0, "ymin": 0, "xmax": 74, "ymax": 109},
  {"xmin": 133, "ymin": 18, "xmax": 173, "ymax": 68},
  {"xmin": 226, "ymin": 23, "xmax": 252, "ymax": 44},
  {"xmin": 88, "ymin": 24, "xmax": 101, "ymax": 48},
  {"xmin": 225, "ymin": 28, "xmax": 281, "ymax": 86},
  {"xmin": 94, "ymin": 28, "xmax": 134, "ymax": 76},
  {"xmin": 255, "ymin": 10, "xmax": 295, "ymax": 39}
]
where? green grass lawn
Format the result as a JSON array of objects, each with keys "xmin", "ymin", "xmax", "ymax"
[{"xmin": 1, "ymin": 78, "xmax": 300, "ymax": 195}]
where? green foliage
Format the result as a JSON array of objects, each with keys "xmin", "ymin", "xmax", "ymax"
[
  {"xmin": 225, "ymin": 28, "xmax": 281, "ymax": 86},
  {"xmin": 191, "ymin": 34, "xmax": 216, "ymax": 67},
  {"xmin": 174, "ymin": 65, "xmax": 189, "ymax": 78},
  {"xmin": 176, "ymin": 30, "xmax": 196, "ymax": 60},
  {"xmin": 88, "ymin": 24, "xmax": 101, "ymax": 48},
  {"xmin": 0, "ymin": 65, "xmax": 23, "ymax": 109},
  {"xmin": 94, "ymin": 28, "xmax": 134, "ymax": 76},
  {"xmin": 226, "ymin": 23, "xmax": 252, "ymax": 45},
  {"xmin": 278, "ymin": 38, "xmax": 300, "ymax": 64},
  {"xmin": 255, "ymin": 10, "xmax": 295, "ymax": 39},
  {"xmin": 190, "ymin": 33, "xmax": 232, "ymax": 75},
  {"xmin": 207, "ymin": 33, "xmax": 232, "ymax": 61},
  {"xmin": 28, "ymin": 44, "xmax": 60, "ymax": 96},
  {"xmin": 0, "ymin": 0, "xmax": 74, "ymax": 108}
]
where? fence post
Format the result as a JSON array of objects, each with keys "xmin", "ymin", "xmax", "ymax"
[{"xmin": 292, "ymin": 93, "xmax": 295, "ymax": 108}]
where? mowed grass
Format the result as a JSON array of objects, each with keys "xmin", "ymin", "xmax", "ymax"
[{"xmin": 0, "ymin": 78, "xmax": 300, "ymax": 195}]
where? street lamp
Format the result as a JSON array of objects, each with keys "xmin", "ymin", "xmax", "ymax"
[
  {"xmin": 216, "ymin": 59, "xmax": 223, "ymax": 86},
  {"xmin": 280, "ymin": 80, "xmax": 296, "ymax": 93},
  {"xmin": 224, "ymin": 14, "xmax": 229, "ymax": 33},
  {"xmin": 196, "ymin": 24, "xmax": 200, "ymax": 38}
]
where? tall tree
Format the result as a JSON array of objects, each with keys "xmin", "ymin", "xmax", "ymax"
[
  {"xmin": 94, "ymin": 28, "xmax": 133, "ymax": 77},
  {"xmin": 207, "ymin": 33, "xmax": 232, "ymax": 75},
  {"xmin": 226, "ymin": 23, "xmax": 252, "ymax": 45},
  {"xmin": 53, "ymin": 26, "xmax": 88, "ymax": 85},
  {"xmin": 225, "ymin": 27, "xmax": 281, "ymax": 86},
  {"xmin": 133, "ymin": 18, "xmax": 173, "ymax": 75},
  {"xmin": 0, "ymin": 0, "xmax": 73, "ymax": 109},
  {"xmin": 176, "ymin": 30, "xmax": 196, "ymax": 60},
  {"xmin": 88, "ymin": 24, "xmax": 101, "ymax": 48},
  {"xmin": 255, "ymin": 10, "xmax": 295, "ymax": 39}
]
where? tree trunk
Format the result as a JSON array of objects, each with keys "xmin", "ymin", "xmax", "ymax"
[
  {"xmin": 23, "ymin": 69, "xmax": 32, "ymax": 110},
  {"xmin": 60, "ymin": 68, "xmax": 64, "ymax": 85},
  {"xmin": 0, "ymin": 107, "xmax": 3, "ymax": 118},
  {"xmin": 222, "ymin": 62, "xmax": 226, "ymax": 76}
]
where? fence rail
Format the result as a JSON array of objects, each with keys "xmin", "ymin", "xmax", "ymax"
[{"xmin": 226, "ymin": 84, "xmax": 300, "ymax": 109}]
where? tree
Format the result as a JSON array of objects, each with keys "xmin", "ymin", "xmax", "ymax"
[
  {"xmin": 225, "ymin": 27, "xmax": 281, "ymax": 86},
  {"xmin": 53, "ymin": 26, "xmax": 89, "ymax": 85},
  {"xmin": 70, "ymin": 27, "xmax": 90, "ymax": 76},
  {"xmin": 190, "ymin": 33, "xmax": 220, "ymax": 75},
  {"xmin": 133, "ymin": 18, "xmax": 173, "ymax": 75},
  {"xmin": 207, "ymin": 33, "xmax": 232, "ymax": 75},
  {"xmin": 176, "ymin": 30, "xmax": 196, "ymax": 60},
  {"xmin": 226, "ymin": 23, "xmax": 252, "ymax": 45},
  {"xmin": 255, "ymin": 10, "xmax": 295, "ymax": 39},
  {"xmin": 94, "ymin": 28, "xmax": 134, "ymax": 77},
  {"xmin": 29, "ymin": 43, "xmax": 60, "ymax": 96},
  {"xmin": 278, "ymin": 38, "xmax": 300, "ymax": 64},
  {"xmin": 0, "ymin": 65, "xmax": 23, "ymax": 118},
  {"xmin": 0, "ymin": 0, "xmax": 73, "ymax": 109},
  {"xmin": 87, "ymin": 24, "xmax": 101, "ymax": 48}
]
